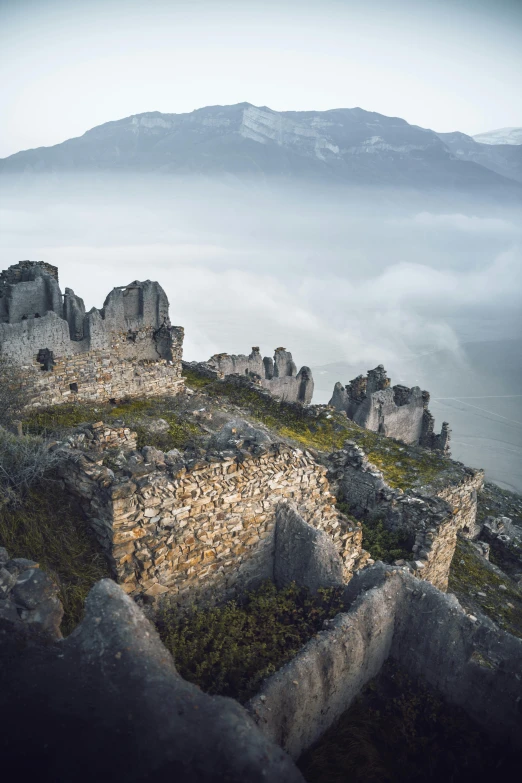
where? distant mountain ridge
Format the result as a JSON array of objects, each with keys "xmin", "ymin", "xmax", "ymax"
[{"xmin": 1, "ymin": 103, "xmax": 521, "ymax": 193}]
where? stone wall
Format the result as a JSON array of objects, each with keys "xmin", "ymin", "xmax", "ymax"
[
  {"xmin": 0, "ymin": 261, "xmax": 185, "ymax": 407},
  {"xmin": 57, "ymin": 424, "xmax": 365, "ymax": 602},
  {"xmin": 248, "ymin": 564, "xmax": 522, "ymax": 759},
  {"xmin": 329, "ymin": 442, "xmax": 484, "ymax": 591},
  {"xmin": 15, "ymin": 328, "xmax": 184, "ymax": 408},
  {"xmin": 329, "ymin": 364, "xmax": 450, "ymax": 452}
]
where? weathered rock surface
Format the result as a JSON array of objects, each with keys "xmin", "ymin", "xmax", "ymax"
[
  {"xmin": 248, "ymin": 564, "xmax": 522, "ymax": 759},
  {"xmin": 0, "ymin": 547, "xmax": 63, "ymax": 640},
  {"xmin": 274, "ymin": 504, "xmax": 345, "ymax": 591},
  {"xmin": 0, "ymin": 578, "xmax": 304, "ymax": 782},
  {"xmin": 197, "ymin": 346, "xmax": 314, "ymax": 405},
  {"xmin": 329, "ymin": 364, "xmax": 450, "ymax": 452}
]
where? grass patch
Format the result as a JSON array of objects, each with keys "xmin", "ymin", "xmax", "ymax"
[
  {"xmin": 155, "ymin": 580, "xmax": 344, "ymax": 703},
  {"xmin": 337, "ymin": 503, "xmax": 413, "ymax": 563},
  {"xmin": 24, "ymin": 397, "xmax": 203, "ymax": 453},
  {"xmin": 182, "ymin": 366, "xmax": 215, "ymax": 390},
  {"xmin": 298, "ymin": 660, "xmax": 519, "ymax": 782},
  {"xmin": 448, "ymin": 536, "xmax": 522, "ymax": 639},
  {"xmin": 0, "ymin": 479, "xmax": 110, "ymax": 635}
]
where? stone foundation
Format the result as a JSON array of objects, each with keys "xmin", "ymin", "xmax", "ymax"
[
  {"xmin": 329, "ymin": 442, "xmax": 484, "ymax": 591},
  {"xmin": 58, "ymin": 424, "xmax": 365, "ymax": 602}
]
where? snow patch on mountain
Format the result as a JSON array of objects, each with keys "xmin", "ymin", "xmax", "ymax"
[{"xmin": 473, "ymin": 127, "xmax": 522, "ymax": 146}]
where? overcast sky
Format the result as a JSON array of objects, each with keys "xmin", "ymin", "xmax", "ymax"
[{"xmin": 1, "ymin": 0, "xmax": 521, "ymax": 158}]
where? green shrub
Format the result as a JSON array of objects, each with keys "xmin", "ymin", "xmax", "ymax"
[
  {"xmin": 24, "ymin": 397, "xmax": 203, "ymax": 453},
  {"xmin": 0, "ymin": 479, "xmax": 110, "ymax": 635},
  {"xmin": 449, "ymin": 536, "xmax": 522, "ymax": 639},
  {"xmin": 155, "ymin": 580, "xmax": 344, "ymax": 702},
  {"xmin": 336, "ymin": 502, "xmax": 413, "ymax": 563}
]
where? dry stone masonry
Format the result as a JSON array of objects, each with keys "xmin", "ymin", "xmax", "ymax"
[
  {"xmin": 330, "ymin": 364, "xmax": 450, "ymax": 452},
  {"xmin": 0, "ymin": 261, "xmax": 184, "ymax": 407},
  {"xmin": 328, "ymin": 441, "xmax": 484, "ymax": 590},
  {"xmin": 57, "ymin": 421, "xmax": 367, "ymax": 603}
]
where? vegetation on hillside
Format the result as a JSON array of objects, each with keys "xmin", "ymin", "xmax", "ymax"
[
  {"xmin": 155, "ymin": 580, "xmax": 345, "ymax": 703},
  {"xmin": 449, "ymin": 536, "xmax": 522, "ymax": 639},
  {"xmin": 0, "ymin": 479, "xmax": 110, "ymax": 634},
  {"xmin": 0, "ymin": 356, "xmax": 30, "ymax": 428},
  {"xmin": 24, "ymin": 396, "xmax": 203, "ymax": 452},
  {"xmin": 337, "ymin": 503, "xmax": 413, "ymax": 563},
  {"xmin": 298, "ymin": 660, "xmax": 519, "ymax": 782},
  {"xmin": 184, "ymin": 370, "xmax": 449, "ymax": 490}
]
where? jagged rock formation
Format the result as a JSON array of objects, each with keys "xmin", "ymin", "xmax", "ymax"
[
  {"xmin": 0, "ymin": 261, "xmax": 184, "ymax": 406},
  {"xmin": 329, "ymin": 364, "xmax": 450, "ymax": 452},
  {"xmin": 196, "ymin": 346, "xmax": 314, "ymax": 404}
]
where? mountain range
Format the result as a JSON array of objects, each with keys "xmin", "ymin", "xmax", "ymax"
[{"xmin": 1, "ymin": 103, "xmax": 521, "ymax": 194}]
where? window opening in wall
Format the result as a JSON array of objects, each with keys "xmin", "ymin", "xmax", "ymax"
[
  {"xmin": 37, "ymin": 348, "xmax": 55, "ymax": 372},
  {"xmin": 69, "ymin": 383, "xmax": 78, "ymax": 393}
]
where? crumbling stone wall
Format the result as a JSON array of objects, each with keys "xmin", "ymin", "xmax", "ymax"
[
  {"xmin": 330, "ymin": 364, "xmax": 450, "ymax": 452},
  {"xmin": 329, "ymin": 442, "xmax": 484, "ymax": 591},
  {"xmin": 248, "ymin": 564, "xmax": 522, "ymax": 759},
  {"xmin": 199, "ymin": 346, "xmax": 314, "ymax": 405},
  {"xmin": 57, "ymin": 424, "xmax": 365, "ymax": 602},
  {"xmin": 0, "ymin": 261, "xmax": 185, "ymax": 406}
]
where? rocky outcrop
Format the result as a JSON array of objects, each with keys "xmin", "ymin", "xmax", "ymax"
[
  {"xmin": 203, "ymin": 346, "xmax": 314, "ymax": 405},
  {"xmin": 330, "ymin": 365, "xmax": 450, "ymax": 452},
  {"xmin": 0, "ymin": 547, "xmax": 63, "ymax": 641},
  {"xmin": 0, "ymin": 576, "xmax": 304, "ymax": 782},
  {"xmin": 0, "ymin": 261, "xmax": 185, "ymax": 406}
]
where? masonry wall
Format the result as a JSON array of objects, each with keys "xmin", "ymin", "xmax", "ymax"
[
  {"xmin": 329, "ymin": 443, "xmax": 484, "ymax": 591},
  {"xmin": 17, "ymin": 326, "xmax": 184, "ymax": 407},
  {"xmin": 0, "ymin": 262, "xmax": 185, "ymax": 407},
  {"xmin": 248, "ymin": 565, "xmax": 522, "ymax": 759},
  {"xmin": 59, "ymin": 426, "xmax": 365, "ymax": 602}
]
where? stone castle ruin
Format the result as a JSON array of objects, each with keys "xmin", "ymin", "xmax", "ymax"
[
  {"xmin": 330, "ymin": 364, "xmax": 451, "ymax": 452},
  {"xmin": 0, "ymin": 261, "xmax": 185, "ymax": 406},
  {"xmin": 196, "ymin": 346, "xmax": 314, "ymax": 405},
  {"xmin": 1, "ymin": 262, "xmax": 521, "ymax": 781}
]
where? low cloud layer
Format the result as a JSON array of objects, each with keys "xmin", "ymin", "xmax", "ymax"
[{"xmin": 1, "ymin": 174, "xmax": 521, "ymax": 374}]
